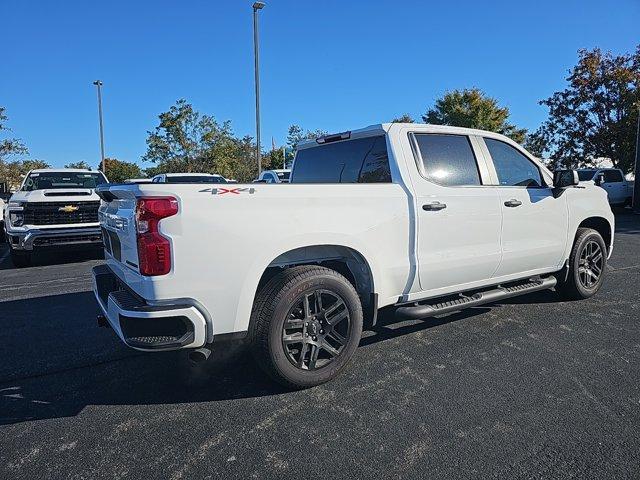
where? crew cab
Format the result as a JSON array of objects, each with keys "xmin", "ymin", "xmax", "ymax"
[
  {"xmin": 4, "ymin": 169, "xmax": 108, "ymax": 267},
  {"xmin": 93, "ymin": 124, "xmax": 614, "ymax": 388},
  {"xmin": 577, "ymin": 168, "xmax": 634, "ymax": 207}
]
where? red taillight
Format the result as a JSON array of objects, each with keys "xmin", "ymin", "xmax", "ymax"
[{"xmin": 136, "ymin": 197, "xmax": 178, "ymax": 276}]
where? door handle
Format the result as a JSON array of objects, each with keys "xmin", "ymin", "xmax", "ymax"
[
  {"xmin": 504, "ymin": 199, "xmax": 522, "ymax": 207},
  {"xmin": 422, "ymin": 202, "xmax": 447, "ymax": 211}
]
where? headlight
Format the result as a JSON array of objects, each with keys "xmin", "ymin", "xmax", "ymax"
[{"xmin": 9, "ymin": 211, "xmax": 24, "ymax": 227}]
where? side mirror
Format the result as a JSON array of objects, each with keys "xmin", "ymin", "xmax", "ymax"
[
  {"xmin": 553, "ymin": 169, "xmax": 579, "ymax": 188},
  {"xmin": 594, "ymin": 172, "xmax": 605, "ymax": 186}
]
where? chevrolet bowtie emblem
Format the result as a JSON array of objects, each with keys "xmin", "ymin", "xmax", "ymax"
[{"xmin": 59, "ymin": 205, "xmax": 79, "ymax": 213}]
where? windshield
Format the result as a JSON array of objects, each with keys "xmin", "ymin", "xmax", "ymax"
[
  {"xmin": 21, "ymin": 172, "xmax": 108, "ymax": 191},
  {"xmin": 577, "ymin": 170, "xmax": 597, "ymax": 181},
  {"xmin": 165, "ymin": 176, "xmax": 227, "ymax": 184}
]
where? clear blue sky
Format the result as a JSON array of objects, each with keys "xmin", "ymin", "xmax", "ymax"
[{"xmin": 1, "ymin": 0, "xmax": 638, "ymax": 168}]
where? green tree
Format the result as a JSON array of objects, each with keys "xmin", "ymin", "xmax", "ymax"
[
  {"xmin": 286, "ymin": 124, "xmax": 328, "ymax": 150},
  {"xmin": 0, "ymin": 106, "xmax": 28, "ymax": 163},
  {"xmin": 0, "ymin": 106, "xmax": 30, "ymax": 190},
  {"xmin": 65, "ymin": 160, "xmax": 91, "ymax": 169},
  {"xmin": 391, "ymin": 114, "xmax": 415, "ymax": 123},
  {"xmin": 423, "ymin": 88, "xmax": 527, "ymax": 144},
  {"xmin": 142, "ymin": 99, "xmax": 259, "ymax": 181},
  {"xmin": 529, "ymin": 46, "xmax": 640, "ymax": 171},
  {"xmin": 100, "ymin": 158, "xmax": 142, "ymax": 183},
  {"xmin": 0, "ymin": 159, "xmax": 50, "ymax": 191}
]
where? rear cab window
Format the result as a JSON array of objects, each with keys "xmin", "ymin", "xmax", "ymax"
[{"xmin": 291, "ymin": 135, "xmax": 391, "ymax": 183}]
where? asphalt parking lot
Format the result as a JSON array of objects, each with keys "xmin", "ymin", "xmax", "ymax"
[{"xmin": 1, "ymin": 212, "xmax": 639, "ymax": 479}]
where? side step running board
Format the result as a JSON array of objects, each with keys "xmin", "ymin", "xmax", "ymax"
[{"xmin": 395, "ymin": 276, "xmax": 557, "ymax": 320}]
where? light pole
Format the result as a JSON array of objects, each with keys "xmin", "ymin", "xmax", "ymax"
[
  {"xmin": 633, "ymin": 104, "xmax": 640, "ymax": 214},
  {"xmin": 93, "ymin": 80, "xmax": 106, "ymax": 175},
  {"xmin": 253, "ymin": 1, "xmax": 265, "ymax": 175}
]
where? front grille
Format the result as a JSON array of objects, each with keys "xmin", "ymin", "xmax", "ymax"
[{"xmin": 23, "ymin": 201, "xmax": 100, "ymax": 225}]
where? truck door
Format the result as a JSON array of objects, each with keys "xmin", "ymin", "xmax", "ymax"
[
  {"xmin": 481, "ymin": 137, "xmax": 568, "ymax": 277},
  {"xmin": 600, "ymin": 169, "xmax": 626, "ymax": 204},
  {"xmin": 409, "ymin": 133, "xmax": 502, "ymax": 292}
]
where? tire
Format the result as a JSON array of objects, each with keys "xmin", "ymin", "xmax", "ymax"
[
  {"xmin": 10, "ymin": 249, "xmax": 32, "ymax": 268},
  {"xmin": 250, "ymin": 265, "xmax": 363, "ymax": 389},
  {"xmin": 556, "ymin": 228, "xmax": 607, "ymax": 300}
]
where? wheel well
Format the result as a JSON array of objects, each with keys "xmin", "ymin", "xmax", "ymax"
[
  {"xmin": 578, "ymin": 217, "xmax": 612, "ymax": 252},
  {"xmin": 256, "ymin": 245, "xmax": 376, "ymax": 324}
]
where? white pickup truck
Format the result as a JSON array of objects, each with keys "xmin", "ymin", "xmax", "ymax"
[
  {"xmin": 3, "ymin": 169, "xmax": 108, "ymax": 267},
  {"xmin": 577, "ymin": 168, "xmax": 634, "ymax": 207},
  {"xmin": 93, "ymin": 123, "xmax": 614, "ymax": 388}
]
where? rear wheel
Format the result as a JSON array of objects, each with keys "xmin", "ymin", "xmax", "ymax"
[
  {"xmin": 10, "ymin": 249, "xmax": 32, "ymax": 268},
  {"xmin": 250, "ymin": 265, "xmax": 363, "ymax": 389},
  {"xmin": 556, "ymin": 228, "xmax": 607, "ymax": 300}
]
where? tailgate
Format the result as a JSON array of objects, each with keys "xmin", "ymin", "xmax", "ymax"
[{"xmin": 96, "ymin": 185, "xmax": 140, "ymax": 271}]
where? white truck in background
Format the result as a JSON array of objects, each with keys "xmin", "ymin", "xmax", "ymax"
[
  {"xmin": 3, "ymin": 169, "xmax": 108, "ymax": 267},
  {"xmin": 577, "ymin": 168, "xmax": 634, "ymax": 207},
  {"xmin": 93, "ymin": 123, "xmax": 614, "ymax": 388},
  {"xmin": 150, "ymin": 173, "xmax": 229, "ymax": 184}
]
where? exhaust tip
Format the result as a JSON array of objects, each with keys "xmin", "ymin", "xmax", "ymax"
[{"xmin": 189, "ymin": 347, "xmax": 212, "ymax": 365}]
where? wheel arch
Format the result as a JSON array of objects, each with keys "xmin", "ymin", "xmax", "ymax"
[
  {"xmin": 576, "ymin": 216, "xmax": 612, "ymax": 254},
  {"xmin": 236, "ymin": 244, "xmax": 379, "ymax": 333}
]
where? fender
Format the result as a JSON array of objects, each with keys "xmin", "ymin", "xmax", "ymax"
[{"xmin": 232, "ymin": 233, "xmax": 382, "ymax": 333}]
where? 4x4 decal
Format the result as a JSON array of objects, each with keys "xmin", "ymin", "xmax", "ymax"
[{"xmin": 198, "ymin": 187, "xmax": 256, "ymax": 195}]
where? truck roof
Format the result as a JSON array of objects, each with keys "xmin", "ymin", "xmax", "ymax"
[
  {"xmin": 160, "ymin": 173, "xmax": 224, "ymax": 177},
  {"xmin": 297, "ymin": 123, "xmax": 531, "ymax": 150},
  {"xmin": 28, "ymin": 168, "xmax": 102, "ymax": 174}
]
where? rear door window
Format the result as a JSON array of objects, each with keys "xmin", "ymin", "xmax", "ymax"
[
  {"xmin": 413, "ymin": 134, "xmax": 481, "ymax": 186},
  {"xmin": 292, "ymin": 135, "xmax": 391, "ymax": 183}
]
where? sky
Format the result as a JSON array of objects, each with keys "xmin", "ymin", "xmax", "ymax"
[{"xmin": 1, "ymin": 0, "xmax": 639, "ymax": 169}]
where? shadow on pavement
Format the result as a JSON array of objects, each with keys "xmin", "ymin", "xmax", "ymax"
[
  {"xmin": 0, "ymin": 290, "xmax": 498, "ymax": 426},
  {"xmin": 0, "ymin": 245, "xmax": 103, "ymax": 271},
  {"xmin": 614, "ymin": 209, "xmax": 640, "ymax": 235}
]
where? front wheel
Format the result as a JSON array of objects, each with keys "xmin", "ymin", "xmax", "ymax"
[
  {"xmin": 556, "ymin": 228, "xmax": 607, "ymax": 300},
  {"xmin": 250, "ymin": 265, "xmax": 363, "ymax": 389}
]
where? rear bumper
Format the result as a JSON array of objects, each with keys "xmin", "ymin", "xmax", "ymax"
[
  {"xmin": 92, "ymin": 264, "xmax": 207, "ymax": 351},
  {"xmin": 7, "ymin": 226, "xmax": 102, "ymax": 251}
]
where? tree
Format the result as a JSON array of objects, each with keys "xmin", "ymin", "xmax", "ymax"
[
  {"xmin": 0, "ymin": 106, "xmax": 28, "ymax": 163},
  {"xmin": 391, "ymin": 114, "xmax": 415, "ymax": 123},
  {"xmin": 286, "ymin": 124, "xmax": 328, "ymax": 150},
  {"xmin": 0, "ymin": 106, "xmax": 30, "ymax": 190},
  {"xmin": 0, "ymin": 159, "xmax": 50, "ymax": 191},
  {"xmin": 65, "ymin": 161, "xmax": 91, "ymax": 169},
  {"xmin": 530, "ymin": 46, "xmax": 640, "ymax": 171},
  {"xmin": 423, "ymin": 88, "xmax": 527, "ymax": 144},
  {"xmin": 100, "ymin": 158, "xmax": 142, "ymax": 183},
  {"xmin": 142, "ymin": 99, "xmax": 260, "ymax": 182}
]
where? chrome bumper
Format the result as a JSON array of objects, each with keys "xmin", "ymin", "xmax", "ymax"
[{"xmin": 7, "ymin": 226, "xmax": 103, "ymax": 251}]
